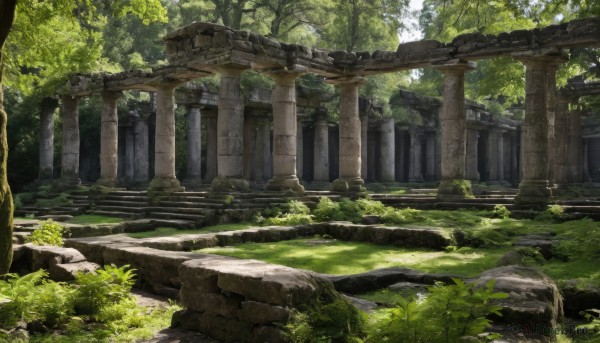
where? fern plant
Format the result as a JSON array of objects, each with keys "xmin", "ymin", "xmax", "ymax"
[{"xmin": 73, "ymin": 264, "xmax": 136, "ymax": 316}]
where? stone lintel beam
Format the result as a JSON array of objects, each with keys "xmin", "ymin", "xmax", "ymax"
[
  {"xmin": 326, "ymin": 76, "xmax": 367, "ymax": 194},
  {"xmin": 149, "ymin": 82, "xmax": 186, "ymax": 194},
  {"xmin": 263, "ymin": 66, "xmax": 306, "ymax": 194},
  {"xmin": 512, "ymin": 51, "xmax": 567, "ymax": 205},
  {"xmin": 211, "ymin": 66, "xmax": 250, "ymax": 192},
  {"xmin": 433, "ymin": 60, "xmax": 475, "ymax": 200},
  {"xmin": 96, "ymin": 90, "xmax": 123, "ymax": 188}
]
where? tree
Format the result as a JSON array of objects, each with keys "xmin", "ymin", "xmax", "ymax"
[{"xmin": 0, "ymin": 0, "xmax": 167, "ymax": 274}]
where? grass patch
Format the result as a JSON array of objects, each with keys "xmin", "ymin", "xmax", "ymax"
[
  {"xmin": 127, "ymin": 223, "xmax": 254, "ymax": 239},
  {"xmin": 357, "ymin": 288, "xmax": 425, "ymax": 305},
  {"xmin": 198, "ymin": 238, "xmax": 510, "ymax": 277},
  {"xmin": 67, "ymin": 215, "xmax": 124, "ymax": 225}
]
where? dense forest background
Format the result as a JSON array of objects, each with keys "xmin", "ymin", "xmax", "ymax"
[{"xmin": 3, "ymin": 0, "xmax": 600, "ymax": 193}]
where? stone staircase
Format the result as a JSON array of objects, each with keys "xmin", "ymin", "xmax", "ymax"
[{"xmin": 15, "ymin": 193, "xmax": 92, "ymax": 219}]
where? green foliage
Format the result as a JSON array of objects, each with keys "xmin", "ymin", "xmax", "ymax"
[
  {"xmin": 537, "ymin": 204, "xmax": 566, "ymax": 221},
  {"xmin": 26, "ymin": 219, "xmax": 65, "ymax": 246},
  {"xmin": 73, "ymin": 264, "xmax": 136, "ymax": 316},
  {"xmin": 492, "ymin": 205, "xmax": 511, "ymax": 219},
  {"xmin": 381, "ymin": 207, "xmax": 423, "ymax": 225},
  {"xmin": 366, "ymin": 278, "xmax": 507, "ymax": 342},
  {"xmin": 313, "ymin": 196, "xmax": 341, "ymax": 222},
  {"xmin": 35, "ymin": 193, "xmax": 73, "ymax": 208},
  {"xmin": 67, "ymin": 215, "xmax": 123, "ymax": 225},
  {"xmin": 263, "ymin": 200, "xmax": 313, "ymax": 226},
  {"xmin": 355, "ymin": 198, "xmax": 387, "ymax": 216}
]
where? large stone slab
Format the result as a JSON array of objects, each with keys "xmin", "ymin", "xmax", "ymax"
[{"xmin": 26, "ymin": 244, "xmax": 87, "ymax": 270}]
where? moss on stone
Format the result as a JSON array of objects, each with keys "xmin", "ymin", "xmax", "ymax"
[{"xmin": 436, "ymin": 179, "xmax": 474, "ymax": 200}]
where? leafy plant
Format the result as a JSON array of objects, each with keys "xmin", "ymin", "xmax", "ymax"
[
  {"xmin": 263, "ymin": 200, "xmax": 313, "ymax": 226},
  {"xmin": 538, "ymin": 204, "xmax": 566, "ymax": 221},
  {"xmin": 313, "ymin": 196, "xmax": 341, "ymax": 222},
  {"xmin": 26, "ymin": 219, "xmax": 66, "ymax": 246},
  {"xmin": 355, "ymin": 198, "xmax": 387, "ymax": 216},
  {"xmin": 381, "ymin": 207, "xmax": 423, "ymax": 225},
  {"xmin": 73, "ymin": 264, "xmax": 136, "ymax": 316},
  {"xmin": 492, "ymin": 205, "xmax": 511, "ymax": 219},
  {"xmin": 35, "ymin": 193, "xmax": 73, "ymax": 208}
]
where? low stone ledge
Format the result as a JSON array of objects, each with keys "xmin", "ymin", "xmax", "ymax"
[
  {"xmin": 49, "ymin": 261, "xmax": 100, "ymax": 281},
  {"xmin": 26, "ymin": 244, "xmax": 87, "ymax": 271}
]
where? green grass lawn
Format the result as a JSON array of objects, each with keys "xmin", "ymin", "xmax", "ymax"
[
  {"xmin": 199, "ymin": 238, "xmax": 511, "ymax": 276},
  {"xmin": 66, "ymin": 215, "xmax": 124, "ymax": 225},
  {"xmin": 127, "ymin": 223, "xmax": 254, "ymax": 239}
]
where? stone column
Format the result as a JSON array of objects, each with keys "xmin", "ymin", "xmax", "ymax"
[
  {"xmin": 96, "ymin": 91, "xmax": 121, "ymax": 187},
  {"xmin": 125, "ymin": 124, "xmax": 135, "ymax": 182},
  {"xmin": 513, "ymin": 51, "xmax": 565, "ymax": 205},
  {"xmin": 39, "ymin": 97, "xmax": 58, "ymax": 181},
  {"xmin": 57, "ymin": 95, "xmax": 81, "ymax": 189},
  {"xmin": 253, "ymin": 116, "xmax": 272, "ymax": 185},
  {"xmin": 204, "ymin": 109, "xmax": 218, "ymax": 182},
  {"xmin": 435, "ymin": 60, "xmax": 475, "ymax": 200},
  {"xmin": 296, "ymin": 116, "xmax": 304, "ymax": 181},
  {"xmin": 243, "ymin": 114, "xmax": 256, "ymax": 182},
  {"xmin": 567, "ymin": 107, "xmax": 582, "ymax": 184},
  {"xmin": 149, "ymin": 83, "xmax": 185, "ymax": 193},
  {"xmin": 497, "ymin": 130, "xmax": 505, "ymax": 182},
  {"xmin": 212, "ymin": 67, "xmax": 249, "ymax": 192},
  {"xmin": 554, "ymin": 94, "xmax": 570, "ymax": 186},
  {"xmin": 425, "ymin": 133, "xmax": 436, "ymax": 181},
  {"xmin": 328, "ymin": 77, "xmax": 366, "ymax": 193},
  {"xmin": 510, "ymin": 131, "xmax": 519, "ymax": 185},
  {"xmin": 185, "ymin": 105, "xmax": 202, "ymax": 187},
  {"xmin": 265, "ymin": 70, "xmax": 304, "ymax": 193},
  {"xmin": 313, "ymin": 116, "xmax": 330, "ymax": 185},
  {"xmin": 582, "ymin": 138, "xmax": 590, "ymax": 182},
  {"xmin": 133, "ymin": 115, "xmax": 149, "ymax": 183},
  {"xmin": 408, "ymin": 129, "xmax": 423, "ymax": 182},
  {"xmin": 361, "ymin": 113, "xmax": 368, "ymax": 179},
  {"xmin": 546, "ymin": 61, "xmax": 562, "ymax": 188},
  {"xmin": 379, "ymin": 117, "xmax": 396, "ymax": 182},
  {"xmin": 465, "ymin": 129, "xmax": 479, "ymax": 181}
]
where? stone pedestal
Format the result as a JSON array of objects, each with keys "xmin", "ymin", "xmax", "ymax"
[
  {"xmin": 134, "ymin": 116, "xmax": 149, "ymax": 183},
  {"xmin": 328, "ymin": 77, "xmax": 366, "ymax": 194},
  {"xmin": 435, "ymin": 60, "xmax": 475, "ymax": 200},
  {"xmin": 184, "ymin": 106, "xmax": 202, "ymax": 188},
  {"xmin": 204, "ymin": 110, "xmax": 218, "ymax": 183},
  {"xmin": 211, "ymin": 67, "xmax": 249, "ymax": 192},
  {"xmin": 379, "ymin": 117, "xmax": 396, "ymax": 182},
  {"xmin": 408, "ymin": 129, "xmax": 423, "ymax": 182},
  {"xmin": 513, "ymin": 51, "xmax": 565, "ymax": 205},
  {"xmin": 465, "ymin": 129, "xmax": 479, "ymax": 181},
  {"xmin": 312, "ymin": 116, "xmax": 330, "ymax": 187},
  {"xmin": 567, "ymin": 108, "xmax": 582, "ymax": 184},
  {"xmin": 96, "ymin": 91, "xmax": 121, "ymax": 187},
  {"xmin": 265, "ymin": 70, "xmax": 304, "ymax": 194},
  {"xmin": 56, "ymin": 95, "xmax": 81, "ymax": 189},
  {"xmin": 149, "ymin": 84, "xmax": 185, "ymax": 194},
  {"xmin": 253, "ymin": 116, "xmax": 272, "ymax": 186},
  {"xmin": 39, "ymin": 98, "xmax": 58, "ymax": 181}
]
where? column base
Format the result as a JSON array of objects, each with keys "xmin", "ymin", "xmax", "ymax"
[
  {"xmin": 182, "ymin": 177, "xmax": 205, "ymax": 191},
  {"xmin": 211, "ymin": 177, "xmax": 249, "ymax": 193},
  {"xmin": 264, "ymin": 176, "xmax": 305, "ymax": 194},
  {"xmin": 330, "ymin": 178, "xmax": 366, "ymax": 195},
  {"xmin": 514, "ymin": 180, "xmax": 553, "ymax": 205},
  {"xmin": 148, "ymin": 176, "xmax": 185, "ymax": 195},
  {"xmin": 436, "ymin": 179, "xmax": 474, "ymax": 201},
  {"xmin": 307, "ymin": 180, "xmax": 330, "ymax": 191},
  {"xmin": 53, "ymin": 177, "xmax": 81, "ymax": 191},
  {"xmin": 96, "ymin": 177, "xmax": 117, "ymax": 188}
]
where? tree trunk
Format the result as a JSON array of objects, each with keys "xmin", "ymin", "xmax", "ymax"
[{"xmin": 0, "ymin": 0, "xmax": 17, "ymax": 275}]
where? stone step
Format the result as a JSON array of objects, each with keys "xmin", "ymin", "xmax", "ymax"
[
  {"xmin": 433, "ymin": 202, "xmax": 505, "ymax": 210},
  {"xmin": 96, "ymin": 200, "xmax": 150, "ymax": 207},
  {"xmin": 108, "ymin": 190, "xmax": 148, "ymax": 196},
  {"xmin": 95, "ymin": 205, "xmax": 147, "ymax": 213},
  {"xmin": 166, "ymin": 196, "xmax": 219, "ymax": 203},
  {"xmin": 148, "ymin": 212, "xmax": 205, "ymax": 223},
  {"xmin": 171, "ymin": 191, "xmax": 209, "ymax": 197},
  {"xmin": 146, "ymin": 206, "xmax": 215, "ymax": 216},
  {"xmin": 563, "ymin": 206, "xmax": 600, "ymax": 213},
  {"xmin": 159, "ymin": 201, "xmax": 224, "ymax": 209},
  {"xmin": 68, "ymin": 195, "xmax": 89, "ymax": 200},
  {"xmin": 92, "ymin": 210, "xmax": 140, "ymax": 219},
  {"xmin": 105, "ymin": 195, "xmax": 149, "ymax": 202}
]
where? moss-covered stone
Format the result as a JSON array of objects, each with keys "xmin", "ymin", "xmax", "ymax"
[
  {"xmin": 436, "ymin": 179, "xmax": 474, "ymax": 200},
  {"xmin": 210, "ymin": 177, "xmax": 249, "ymax": 193},
  {"xmin": 330, "ymin": 178, "xmax": 366, "ymax": 196},
  {"xmin": 148, "ymin": 176, "xmax": 185, "ymax": 200}
]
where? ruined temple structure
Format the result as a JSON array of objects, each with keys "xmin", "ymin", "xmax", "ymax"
[{"xmin": 45, "ymin": 17, "xmax": 600, "ymax": 205}]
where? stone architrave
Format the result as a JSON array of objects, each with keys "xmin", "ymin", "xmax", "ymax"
[
  {"xmin": 264, "ymin": 68, "xmax": 305, "ymax": 194},
  {"xmin": 96, "ymin": 91, "xmax": 122, "ymax": 187},
  {"xmin": 134, "ymin": 115, "xmax": 150, "ymax": 183},
  {"xmin": 39, "ymin": 98, "xmax": 58, "ymax": 181},
  {"xmin": 312, "ymin": 115, "xmax": 330, "ymax": 185},
  {"xmin": 327, "ymin": 76, "xmax": 366, "ymax": 194},
  {"xmin": 204, "ymin": 109, "xmax": 218, "ymax": 182},
  {"xmin": 185, "ymin": 105, "xmax": 203, "ymax": 188},
  {"xmin": 149, "ymin": 83, "xmax": 185, "ymax": 194},
  {"xmin": 513, "ymin": 50, "xmax": 567, "ymax": 205},
  {"xmin": 465, "ymin": 129, "xmax": 479, "ymax": 181},
  {"xmin": 211, "ymin": 67, "xmax": 249, "ymax": 192},
  {"xmin": 379, "ymin": 117, "xmax": 396, "ymax": 182},
  {"xmin": 554, "ymin": 94, "xmax": 570, "ymax": 186},
  {"xmin": 567, "ymin": 107, "xmax": 582, "ymax": 184},
  {"xmin": 408, "ymin": 129, "xmax": 423, "ymax": 182},
  {"xmin": 434, "ymin": 60, "xmax": 476, "ymax": 200},
  {"xmin": 57, "ymin": 95, "xmax": 82, "ymax": 189}
]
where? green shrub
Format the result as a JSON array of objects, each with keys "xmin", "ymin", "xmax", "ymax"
[
  {"xmin": 73, "ymin": 264, "xmax": 136, "ymax": 316},
  {"xmin": 381, "ymin": 207, "xmax": 423, "ymax": 225},
  {"xmin": 537, "ymin": 204, "xmax": 565, "ymax": 221},
  {"xmin": 366, "ymin": 278, "xmax": 507, "ymax": 342},
  {"xmin": 313, "ymin": 197, "xmax": 341, "ymax": 222},
  {"xmin": 338, "ymin": 198, "xmax": 362, "ymax": 222},
  {"xmin": 492, "ymin": 205, "xmax": 511, "ymax": 219},
  {"xmin": 355, "ymin": 198, "xmax": 387, "ymax": 216},
  {"xmin": 35, "ymin": 192, "xmax": 73, "ymax": 208},
  {"xmin": 262, "ymin": 200, "xmax": 314, "ymax": 226},
  {"xmin": 26, "ymin": 219, "xmax": 66, "ymax": 246}
]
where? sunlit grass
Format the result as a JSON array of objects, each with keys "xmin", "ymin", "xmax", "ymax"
[
  {"xmin": 67, "ymin": 215, "xmax": 124, "ymax": 225},
  {"xmin": 127, "ymin": 223, "xmax": 254, "ymax": 239}
]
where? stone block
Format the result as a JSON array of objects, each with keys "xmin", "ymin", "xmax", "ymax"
[
  {"xmin": 240, "ymin": 301, "xmax": 290, "ymax": 323},
  {"xmin": 27, "ymin": 245, "xmax": 87, "ymax": 271},
  {"xmin": 49, "ymin": 261, "xmax": 100, "ymax": 282},
  {"xmin": 172, "ymin": 309, "xmax": 254, "ymax": 343}
]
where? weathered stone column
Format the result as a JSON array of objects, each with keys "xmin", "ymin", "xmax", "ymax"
[
  {"xmin": 313, "ymin": 115, "xmax": 330, "ymax": 185},
  {"xmin": 134, "ymin": 115, "xmax": 149, "ymax": 183},
  {"xmin": 513, "ymin": 51, "xmax": 565, "ymax": 204},
  {"xmin": 204, "ymin": 109, "xmax": 218, "ymax": 182},
  {"xmin": 408, "ymin": 129, "xmax": 423, "ymax": 182},
  {"xmin": 582, "ymin": 138, "xmax": 590, "ymax": 182},
  {"xmin": 39, "ymin": 98, "xmax": 58, "ymax": 181},
  {"xmin": 425, "ymin": 133, "xmax": 436, "ymax": 181},
  {"xmin": 212, "ymin": 67, "xmax": 249, "ymax": 192},
  {"xmin": 379, "ymin": 117, "xmax": 396, "ymax": 182},
  {"xmin": 296, "ymin": 116, "xmax": 304, "ymax": 181},
  {"xmin": 96, "ymin": 91, "xmax": 121, "ymax": 187},
  {"xmin": 497, "ymin": 130, "xmax": 505, "ymax": 182},
  {"xmin": 149, "ymin": 83, "xmax": 185, "ymax": 194},
  {"xmin": 185, "ymin": 105, "xmax": 202, "ymax": 187},
  {"xmin": 57, "ymin": 95, "xmax": 81, "ymax": 189},
  {"xmin": 253, "ymin": 116, "xmax": 272, "ymax": 185},
  {"xmin": 546, "ymin": 61, "xmax": 563, "ymax": 188},
  {"xmin": 435, "ymin": 60, "xmax": 475, "ymax": 200},
  {"xmin": 125, "ymin": 124, "xmax": 135, "ymax": 182},
  {"xmin": 328, "ymin": 77, "xmax": 366, "ymax": 193},
  {"xmin": 361, "ymin": 113, "xmax": 368, "ymax": 179},
  {"xmin": 567, "ymin": 106, "xmax": 582, "ymax": 184},
  {"xmin": 554, "ymin": 94, "xmax": 570, "ymax": 186},
  {"xmin": 265, "ymin": 69, "xmax": 304, "ymax": 193},
  {"xmin": 510, "ymin": 131, "xmax": 520, "ymax": 184},
  {"xmin": 465, "ymin": 129, "xmax": 479, "ymax": 181},
  {"xmin": 243, "ymin": 114, "xmax": 256, "ymax": 182}
]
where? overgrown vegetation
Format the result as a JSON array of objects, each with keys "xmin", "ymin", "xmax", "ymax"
[{"xmin": 26, "ymin": 219, "xmax": 66, "ymax": 246}]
